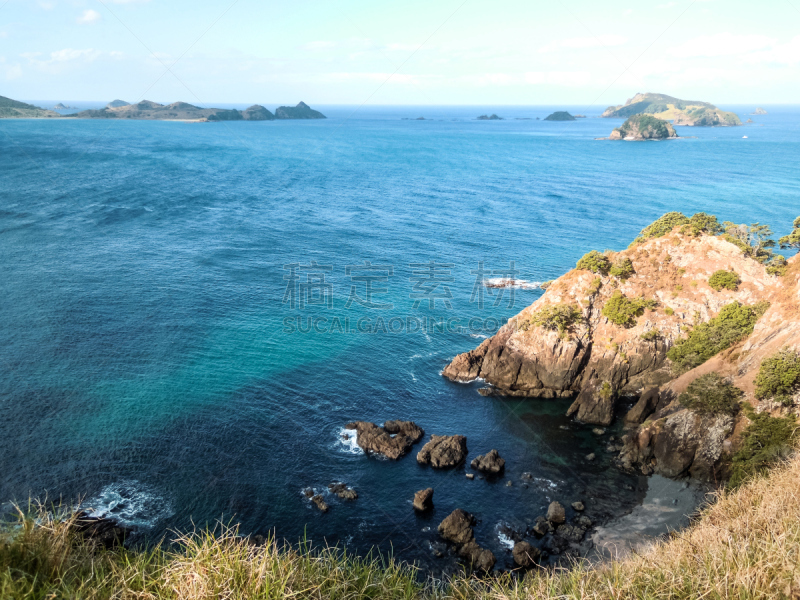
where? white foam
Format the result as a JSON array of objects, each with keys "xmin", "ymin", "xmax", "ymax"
[
  {"xmin": 483, "ymin": 278, "xmax": 542, "ymax": 290},
  {"xmin": 336, "ymin": 427, "xmax": 364, "ymax": 455},
  {"xmin": 495, "ymin": 525, "xmax": 516, "ymax": 550},
  {"xmin": 469, "ymin": 333, "xmax": 488, "ymax": 339},
  {"xmin": 82, "ymin": 481, "xmax": 173, "ymax": 529}
]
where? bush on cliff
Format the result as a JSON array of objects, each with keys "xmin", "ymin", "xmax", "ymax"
[
  {"xmin": 576, "ymin": 250, "xmax": 611, "ymax": 275},
  {"xmin": 522, "ymin": 304, "xmax": 582, "ymax": 336},
  {"xmin": 601, "ymin": 291, "xmax": 657, "ymax": 327},
  {"xmin": 630, "ymin": 211, "xmax": 722, "ymax": 246},
  {"xmin": 779, "ymin": 216, "xmax": 800, "ymax": 249},
  {"xmin": 708, "ymin": 269, "xmax": 741, "ymax": 291},
  {"xmin": 755, "ymin": 347, "xmax": 800, "ymax": 405},
  {"xmin": 609, "ymin": 257, "xmax": 635, "ymax": 279},
  {"xmin": 729, "ymin": 408, "xmax": 798, "ymax": 488},
  {"xmin": 667, "ymin": 301, "xmax": 770, "ymax": 372},
  {"xmin": 679, "ymin": 373, "xmax": 742, "ymax": 416}
]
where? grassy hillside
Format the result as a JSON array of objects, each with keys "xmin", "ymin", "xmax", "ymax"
[
  {"xmin": 2, "ymin": 449, "xmax": 800, "ymax": 599},
  {"xmin": 0, "ymin": 95, "xmax": 59, "ymax": 118}
]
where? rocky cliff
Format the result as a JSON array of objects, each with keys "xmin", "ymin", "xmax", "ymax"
[{"xmin": 443, "ymin": 215, "xmax": 799, "ymax": 481}]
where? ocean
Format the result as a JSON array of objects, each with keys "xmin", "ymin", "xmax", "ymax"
[{"xmin": 1, "ymin": 104, "xmax": 798, "ymax": 572}]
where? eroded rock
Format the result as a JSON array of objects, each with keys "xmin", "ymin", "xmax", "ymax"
[
  {"xmin": 345, "ymin": 420, "xmax": 424, "ymax": 459},
  {"xmin": 413, "ymin": 488, "xmax": 434, "ymax": 512},
  {"xmin": 417, "ymin": 435, "xmax": 468, "ymax": 468},
  {"xmin": 470, "ymin": 449, "xmax": 505, "ymax": 474},
  {"xmin": 512, "ymin": 540, "xmax": 540, "ymax": 567},
  {"xmin": 547, "ymin": 501, "xmax": 566, "ymax": 524}
]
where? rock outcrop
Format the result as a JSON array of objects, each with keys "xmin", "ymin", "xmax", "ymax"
[
  {"xmin": 547, "ymin": 501, "xmax": 566, "ymax": 524},
  {"xmin": 470, "ymin": 449, "xmax": 505, "ymax": 474},
  {"xmin": 413, "ymin": 488, "xmax": 434, "ymax": 512},
  {"xmin": 417, "ymin": 435, "xmax": 468, "ymax": 468},
  {"xmin": 345, "ymin": 420, "xmax": 424, "ymax": 459},
  {"xmin": 328, "ymin": 482, "xmax": 357, "ymax": 500},
  {"xmin": 437, "ymin": 509, "xmax": 496, "ymax": 571},
  {"xmin": 443, "ymin": 213, "xmax": 800, "ymax": 481},
  {"xmin": 512, "ymin": 540, "xmax": 540, "ymax": 567},
  {"xmin": 74, "ymin": 512, "xmax": 131, "ymax": 548}
]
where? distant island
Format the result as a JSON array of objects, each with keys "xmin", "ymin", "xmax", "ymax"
[
  {"xmin": 0, "ymin": 96, "xmax": 326, "ymax": 121},
  {"xmin": 602, "ymin": 93, "xmax": 741, "ymax": 127},
  {"xmin": 544, "ymin": 111, "xmax": 576, "ymax": 121},
  {"xmin": 0, "ymin": 96, "xmax": 59, "ymax": 118},
  {"xmin": 477, "ymin": 114, "xmax": 502, "ymax": 120},
  {"xmin": 53, "ymin": 103, "xmax": 76, "ymax": 110},
  {"xmin": 751, "ymin": 107, "xmax": 767, "ymax": 115},
  {"xmin": 608, "ymin": 114, "xmax": 678, "ymax": 140},
  {"xmin": 573, "ymin": 114, "xmax": 586, "ymax": 118}
]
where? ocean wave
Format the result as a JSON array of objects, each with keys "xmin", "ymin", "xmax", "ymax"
[
  {"xmin": 336, "ymin": 427, "xmax": 363, "ymax": 455},
  {"xmin": 496, "ymin": 527, "xmax": 516, "ymax": 550},
  {"xmin": 82, "ymin": 481, "xmax": 173, "ymax": 529}
]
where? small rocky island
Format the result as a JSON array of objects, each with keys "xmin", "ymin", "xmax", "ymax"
[
  {"xmin": 544, "ymin": 111, "xmax": 576, "ymax": 121},
  {"xmin": 608, "ymin": 114, "xmax": 678, "ymax": 140},
  {"xmin": 477, "ymin": 114, "xmax": 502, "ymax": 120},
  {"xmin": 602, "ymin": 92, "xmax": 741, "ymax": 127},
  {"xmin": 751, "ymin": 107, "xmax": 767, "ymax": 115}
]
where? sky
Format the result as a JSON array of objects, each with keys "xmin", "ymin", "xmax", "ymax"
[{"xmin": 1, "ymin": 0, "xmax": 799, "ymax": 106}]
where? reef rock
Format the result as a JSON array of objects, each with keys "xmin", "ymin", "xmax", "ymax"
[
  {"xmin": 437, "ymin": 509, "xmax": 495, "ymax": 571},
  {"xmin": 547, "ymin": 501, "xmax": 566, "ymax": 524},
  {"xmin": 512, "ymin": 540, "xmax": 540, "ymax": 567},
  {"xmin": 470, "ymin": 449, "xmax": 505, "ymax": 474},
  {"xmin": 417, "ymin": 434, "xmax": 468, "ymax": 468},
  {"xmin": 345, "ymin": 420, "xmax": 424, "ymax": 459},
  {"xmin": 413, "ymin": 488, "xmax": 434, "ymax": 512}
]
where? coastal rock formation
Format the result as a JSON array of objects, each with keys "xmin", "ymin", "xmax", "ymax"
[
  {"xmin": 470, "ymin": 449, "xmax": 505, "ymax": 474},
  {"xmin": 512, "ymin": 540, "xmax": 540, "ymax": 567},
  {"xmin": 311, "ymin": 495, "xmax": 329, "ymax": 512},
  {"xmin": 275, "ymin": 101, "xmax": 326, "ymax": 119},
  {"xmin": 443, "ymin": 211, "xmax": 800, "ymax": 481},
  {"xmin": 242, "ymin": 105, "xmax": 275, "ymax": 120},
  {"xmin": 544, "ymin": 111, "xmax": 576, "ymax": 121},
  {"xmin": 413, "ymin": 488, "xmax": 434, "ymax": 512},
  {"xmin": 0, "ymin": 95, "xmax": 59, "ymax": 119},
  {"xmin": 601, "ymin": 92, "xmax": 741, "ymax": 126},
  {"xmin": 609, "ymin": 115, "xmax": 678, "ymax": 140},
  {"xmin": 547, "ymin": 501, "xmax": 566, "ymax": 524},
  {"xmin": 345, "ymin": 420, "xmax": 424, "ymax": 459},
  {"xmin": 417, "ymin": 434, "xmax": 468, "ymax": 468},
  {"xmin": 437, "ymin": 509, "xmax": 496, "ymax": 571},
  {"xmin": 74, "ymin": 512, "xmax": 131, "ymax": 548},
  {"xmin": 328, "ymin": 482, "xmax": 357, "ymax": 500}
]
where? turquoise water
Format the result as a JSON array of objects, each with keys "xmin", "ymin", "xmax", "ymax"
[{"xmin": 1, "ymin": 105, "xmax": 798, "ymax": 570}]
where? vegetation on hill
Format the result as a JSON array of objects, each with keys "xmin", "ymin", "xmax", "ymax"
[
  {"xmin": 667, "ymin": 301, "xmax": 770, "ymax": 372},
  {"xmin": 602, "ymin": 92, "xmax": 741, "ymax": 126},
  {"xmin": 543, "ymin": 111, "xmax": 575, "ymax": 121},
  {"xmin": 610, "ymin": 114, "xmax": 677, "ymax": 140},
  {"xmin": 0, "ymin": 95, "xmax": 59, "ymax": 118},
  {"xmin": 629, "ymin": 211, "xmax": 722, "ymax": 246},
  {"xmin": 601, "ymin": 291, "xmax": 657, "ymax": 327},
  {"xmin": 755, "ymin": 347, "xmax": 800, "ymax": 405},
  {"xmin": 679, "ymin": 373, "xmax": 742, "ymax": 416},
  {"xmin": 729, "ymin": 409, "xmax": 798, "ymax": 488},
  {"xmin": 5, "ymin": 449, "xmax": 800, "ymax": 599},
  {"xmin": 708, "ymin": 269, "xmax": 741, "ymax": 291},
  {"xmin": 576, "ymin": 250, "xmax": 611, "ymax": 274},
  {"xmin": 780, "ymin": 216, "xmax": 800, "ymax": 249},
  {"xmin": 521, "ymin": 304, "xmax": 582, "ymax": 336}
]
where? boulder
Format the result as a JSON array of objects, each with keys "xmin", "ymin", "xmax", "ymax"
[
  {"xmin": 345, "ymin": 420, "xmax": 424, "ymax": 459},
  {"xmin": 328, "ymin": 482, "xmax": 357, "ymax": 500},
  {"xmin": 625, "ymin": 387, "xmax": 660, "ymax": 424},
  {"xmin": 413, "ymin": 488, "xmax": 434, "ymax": 512},
  {"xmin": 567, "ymin": 380, "xmax": 617, "ymax": 426},
  {"xmin": 555, "ymin": 524, "xmax": 584, "ymax": 543},
  {"xmin": 311, "ymin": 495, "xmax": 329, "ymax": 512},
  {"xmin": 417, "ymin": 435, "xmax": 468, "ymax": 468},
  {"xmin": 532, "ymin": 517, "xmax": 553, "ymax": 536},
  {"xmin": 458, "ymin": 541, "xmax": 496, "ymax": 572},
  {"xmin": 512, "ymin": 540, "xmax": 540, "ymax": 567},
  {"xmin": 547, "ymin": 501, "xmax": 566, "ymax": 524},
  {"xmin": 470, "ymin": 449, "xmax": 505, "ymax": 474},
  {"xmin": 571, "ymin": 501, "xmax": 584, "ymax": 511},
  {"xmin": 438, "ymin": 509, "xmax": 475, "ymax": 545}
]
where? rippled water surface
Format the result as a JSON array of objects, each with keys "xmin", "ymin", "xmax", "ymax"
[{"xmin": 2, "ymin": 105, "xmax": 798, "ymax": 571}]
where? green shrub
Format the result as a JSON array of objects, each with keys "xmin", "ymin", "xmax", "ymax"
[
  {"xmin": 609, "ymin": 258, "xmax": 635, "ymax": 279},
  {"xmin": 779, "ymin": 215, "xmax": 800, "ymax": 249},
  {"xmin": 641, "ymin": 329, "xmax": 660, "ymax": 342},
  {"xmin": 683, "ymin": 212, "xmax": 723, "ymax": 236},
  {"xmin": 576, "ymin": 250, "xmax": 611, "ymax": 275},
  {"xmin": 598, "ymin": 381, "xmax": 614, "ymax": 401},
  {"xmin": 667, "ymin": 301, "xmax": 770, "ymax": 372},
  {"xmin": 522, "ymin": 304, "xmax": 582, "ymax": 335},
  {"xmin": 729, "ymin": 407, "xmax": 798, "ymax": 488},
  {"xmin": 539, "ymin": 280, "xmax": 554, "ymax": 290},
  {"xmin": 586, "ymin": 277, "xmax": 602, "ymax": 295},
  {"xmin": 630, "ymin": 212, "xmax": 690, "ymax": 246},
  {"xmin": 754, "ymin": 347, "xmax": 800, "ymax": 405},
  {"xmin": 678, "ymin": 373, "xmax": 742, "ymax": 416},
  {"xmin": 601, "ymin": 291, "xmax": 657, "ymax": 327},
  {"xmin": 664, "ymin": 306, "xmax": 674, "ymax": 316},
  {"xmin": 765, "ymin": 255, "xmax": 788, "ymax": 277},
  {"xmin": 708, "ymin": 270, "xmax": 741, "ymax": 291}
]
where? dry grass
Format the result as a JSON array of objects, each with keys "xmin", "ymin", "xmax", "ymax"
[{"xmin": 3, "ymin": 453, "xmax": 800, "ymax": 599}]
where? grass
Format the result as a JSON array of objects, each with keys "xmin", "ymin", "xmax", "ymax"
[{"xmin": 4, "ymin": 449, "xmax": 800, "ymax": 599}]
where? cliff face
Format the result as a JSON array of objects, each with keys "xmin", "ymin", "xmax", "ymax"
[{"xmin": 443, "ymin": 228, "xmax": 799, "ymax": 480}]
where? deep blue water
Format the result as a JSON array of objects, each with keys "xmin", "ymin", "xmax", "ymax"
[{"xmin": 1, "ymin": 105, "xmax": 799, "ymax": 572}]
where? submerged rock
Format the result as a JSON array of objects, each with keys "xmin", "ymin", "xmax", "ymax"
[
  {"xmin": 470, "ymin": 449, "xmax": 505, "ymax": 474},
  {"xmin": 345, "ymin": 420, "xmax": 424, "ymax": 459},
  {"xmin": 417, "ymin": 434, "xmax": 468, "ymax": 468},
  {"xmin": 413, "ymin": 488, "xmax": 434, "ymax": 512},
  {"xmin": 311, "ymin": 495, "xmax": 329, "ymax": 512},
  {"xmin": 73, "ymin": 511, "xmax": 131, "ymax": 549},
  {"xmin": 328, "ymin": 482, "xmax": 358, "ymax": 500},
  {"xmin": 571, "ymin": 501, "xmax": 585, "ymax": 511}
]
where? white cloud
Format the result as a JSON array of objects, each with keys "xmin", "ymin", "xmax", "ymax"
[
  {"xmin": 5, "ymin": 63, "xmax": 23, "ymax": 80},
  {"xmin": 50, "ymin": 48, "xmax": 102, "ymax": 62},
  {"xmin": 668, "ymin": 33, "xmax": 774, "ymax": 58},
  {"xmin": 539, "ymin": 35, "xmax": 628, "ymax": 53},
  {"xmin": 455, "ymin": 71, "xmax": 593, "ymax": 87},
  {"xmin": 77, "ymin": 9, "xmax": 102, "ymax": 24},
  {"xmin": 746, "ymin": 35, "xmax": 800, "ymax": 65},
  {"xmin": 324, "ymin": 72, "xmax": 419, "ymax": 85}
]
